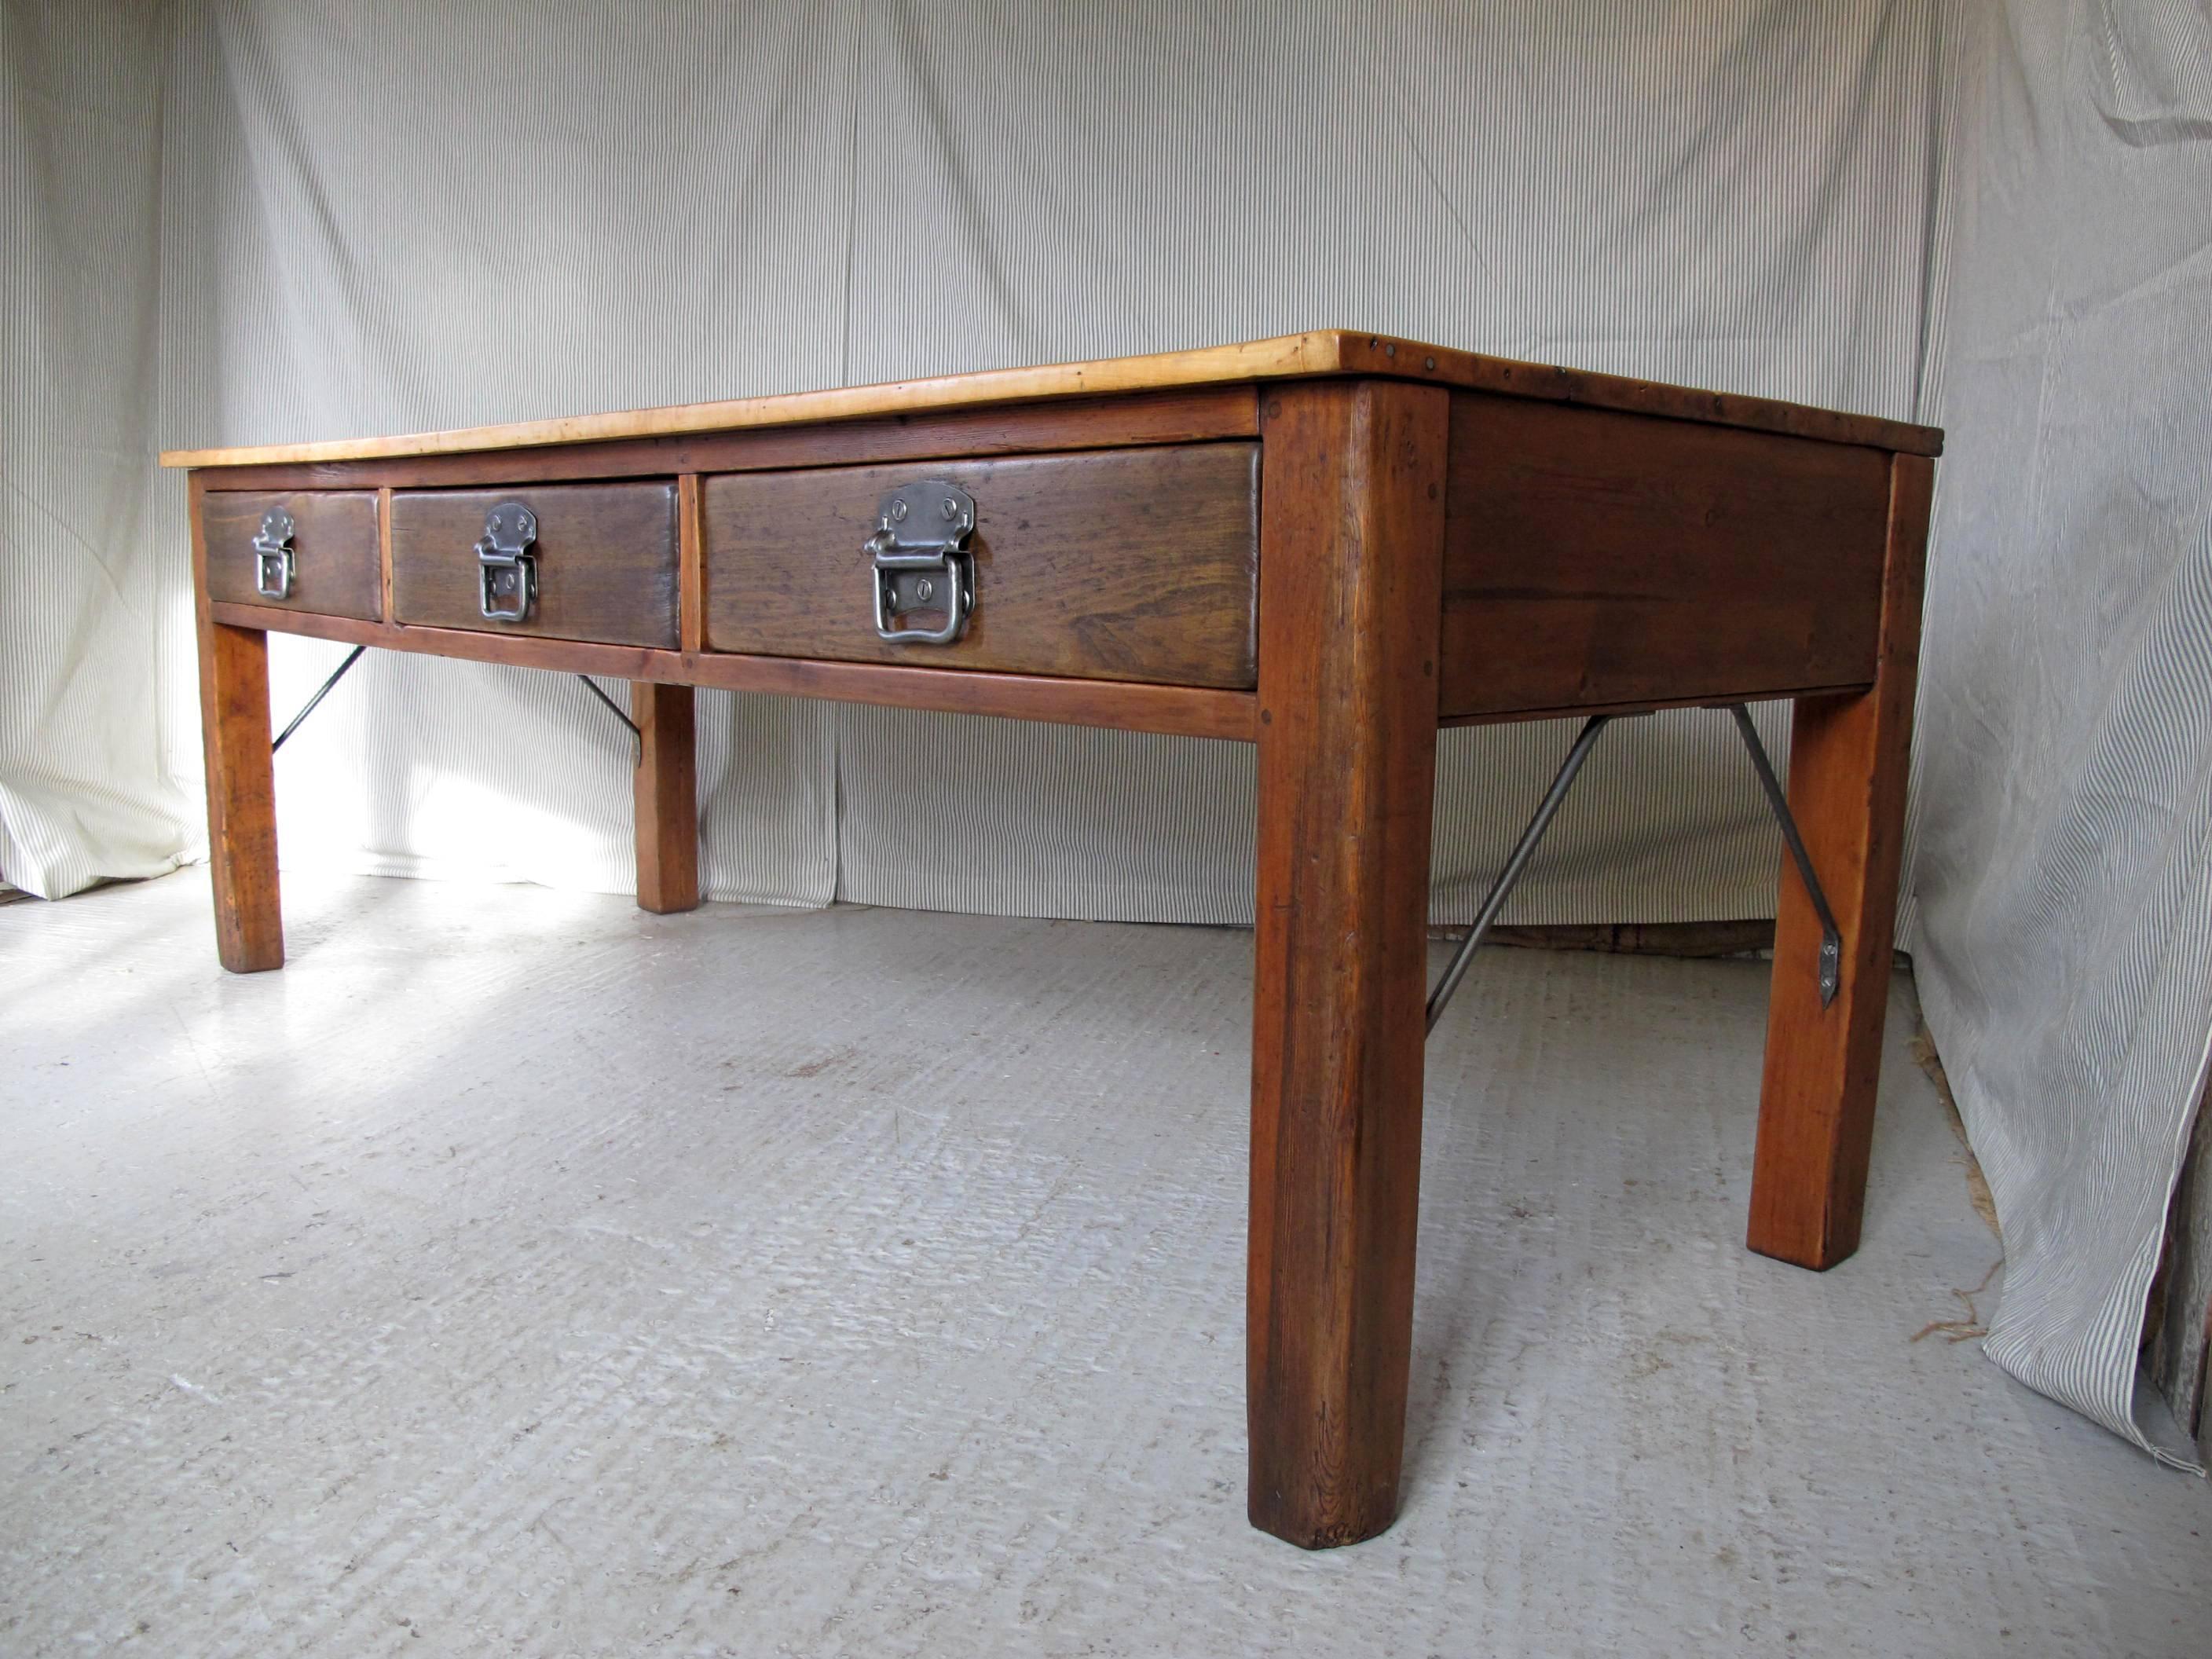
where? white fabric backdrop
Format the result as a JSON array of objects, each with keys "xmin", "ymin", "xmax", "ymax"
[
  {"xmin": 148, "ymin": 0, "xmax": 1943, "ymax": 930},
  {"xmin": 7, "ymin": 0, "xmax": 2208, "ymax": 1466},
  {"xmin": 1908, "ymin": 0, "xmax": 2212, "ymax": 1465},
  {"xmin": 1, "ymin": 2, "xmax": 187, "ymax": 897}
]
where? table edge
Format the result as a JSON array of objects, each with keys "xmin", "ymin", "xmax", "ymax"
[{"xmin": 161, "ymin": 331, "xmax": 1945, "ymax": 468}]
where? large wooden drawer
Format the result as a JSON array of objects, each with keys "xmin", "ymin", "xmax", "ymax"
[
  {"xmin": 202, "ymin": 489, "xmax": 382, "ymax": 620},
  {"xmin": 702, "ymin": 444, "xmax": 1261, "ymax": 687},
  {"xmin": 390, "ymin": 482, "xmax": 679, "ymax": 647}
]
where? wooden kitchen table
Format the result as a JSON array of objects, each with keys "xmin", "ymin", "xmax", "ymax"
[{"xmin": 163, "ymin": 331, "xmax": 1941, "ymax": 1549}]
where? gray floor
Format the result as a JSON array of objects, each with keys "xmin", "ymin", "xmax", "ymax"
[{"xmin": 2, "ymin": 871, "xmax": 2206, "ymax": 1658}]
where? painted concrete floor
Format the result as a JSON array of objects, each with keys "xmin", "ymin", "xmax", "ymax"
[{"xmin": 2, "ymin": 870, "xmax": 2206, "ymax": 1658}]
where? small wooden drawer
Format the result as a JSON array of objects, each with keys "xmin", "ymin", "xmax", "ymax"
[
  {"xmin": 390, "ymin": 482, "xmax": 678, "ymax": 647},
  {"xmin": 702, "ymin": 444, "xmax": 1260, "ymax": 687},
  {"xmin": 202, "ymin": 489, "xmax": 382, "ymax": 620}
]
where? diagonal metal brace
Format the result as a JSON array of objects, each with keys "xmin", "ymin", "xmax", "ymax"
[
  {"xmin": 576, "ymin": 674, "xmax": 643, "ymax": 763},
  {"xmin": 1426, "ymin": 714, "xmax": 1614, "ymax": 1033},
  {"xmin": 1727, "ymin": 704, "xmax": 1842, "ymax": 1007},
  {"xmin": 271, "ymin": 654, "xmax": 646, "ymax": 767},
  {"xmin": 271, "ymin": 644, "xmax": 366, "ymax": 754}
]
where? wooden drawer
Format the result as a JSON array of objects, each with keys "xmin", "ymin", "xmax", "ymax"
[
  {"xmin": 702, "ymin": 444, "xmax": 1260, "ymax": 687},
  {"xmin": 390, "ymin": 482, "xmax": 678, "ymax": 647},
  {"xmin": 202, "ymin": 489, "xmax": 381, "ymax": 620}
]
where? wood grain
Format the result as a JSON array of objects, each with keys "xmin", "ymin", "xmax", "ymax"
[
  {"xmin": 163, "ymin": 389, "xmax": 1263, "ymax": 493},
  {"xmin": 704, "ymin": 444, "xmax": 1259, "ymax": 687},
  {"xmin": 1330, "ymin": 333, "xmax": 1940, "ymax": 455},
  {"xmin": 1438, "ymin": 684, "xmax": 1873, "ymax": 728},
  {"xmin": 1438, "ymin": 395, "xmax": 1893, "ymax": 718},
  {"xmin": 378, "ymin": 485, "xmax": 394, "ymax": 620},
  {"xmin": 190, "ymin": 475, "xmax": 283, "ymax": 972},
  {"xmin": 678, "ymin": 474, "xmax": 703, "ymax": 655},
  {"xmin": 206, "ymin": 602, "xmax": 1260, "ymax": 742},
  {"xmin": 390, "ymin": 482, "xmax": 679, "ymax": 648},
  {"xmin": 201, "ymin": 489, "xmax": 383, "ymax": 621},
  {"xmin": 632, "ymin": 683, "xmax": 699, "ymax": 915},
  {"xmin": 162, "ymin": 331, "xmax": 1939, "ymax": 469},
  {"xmin": 1247, "ymin": 379, "xmax": 1448, "ymax": 1549},
  {"xmin": 1746, "ymin": 452, "xmax": 1934, "ymax": 1269}
]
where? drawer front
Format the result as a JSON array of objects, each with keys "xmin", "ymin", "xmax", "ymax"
[
  {"xmin": 703, "ymin": 444, "xmax": 1260, "ymax": 687},
  {"xmin": 390, "ymin": 482, "xmax": 678, "ymax": 647},
  {"xmin": 203, "ymin": 489, "xmax": 382, "ymax": 620}
]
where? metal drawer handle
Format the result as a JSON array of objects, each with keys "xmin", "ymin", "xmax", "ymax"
[
  {"xmin": 869, "ymin": 480, "xmax": 975, "ymax": 645},
  {"xmin": 476, "ymin": 502, "xmax": 538, "ymax": 621},
  {"xmin": 253, "ymin": 508, "xmax": 295, "ymax": 599}
]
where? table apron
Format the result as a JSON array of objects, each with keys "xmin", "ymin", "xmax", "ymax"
[{"xmin": 206, "ymin": 600, "xmax": 1260, "ymax": 742}]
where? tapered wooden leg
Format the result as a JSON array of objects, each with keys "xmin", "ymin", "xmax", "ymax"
[
  {"xmin": 1247, "ymin": 379, "xmax": 1448, "ymax": 1548},
  {"xmin": 1748, "ymin": 453, "xmax": 1933, "ymax": 1269},
  {"xmin": 632, "ymin": 681, "xmax": 699, "ymax": 914},
  {"xmin": 196, "ymin": 620, "xmax": 283, "ymax": 972}
]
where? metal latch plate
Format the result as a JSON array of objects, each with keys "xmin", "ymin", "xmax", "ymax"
[
  {"xmin": 476, "ymin": 502, "xmax": 538, "ymax": 622},
  {"xmin": 253, "ymin": 507, "xmax": 295, "ymax": 599},
  {"xmin": 869, "ymin": 480, "xmax": 975, "ymax": 644}
]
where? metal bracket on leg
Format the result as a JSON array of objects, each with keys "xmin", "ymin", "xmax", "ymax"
[
  {"xmin": 1426, "ymin": 715, "xmax": 1615, "ymax": 1033},
  {"xmin": 577, "ymin": 675, "xmax": 643, "ymax": 763},
  {"xmin": 1425, "ymin": 702, "xmax": 1846, "ymax": 1035},
  {"xmin": 1726, "ymin": 704, "xmax": 1842, "ymax": 1007},
  {"xmin": 271, "ymin": 644, "xmax": 367, "ymax": 754}
]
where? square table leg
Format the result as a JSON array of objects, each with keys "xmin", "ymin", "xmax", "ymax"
[
  {"xmin": 1247, "ymin": 378, "xmax": 1448, "ymax": 1548},
  {"xmin": 189, "ymin": 473, "xmax": 283, "ymax": 972},
  {"xmin": 196, "ymin": 618, "xmax": 284, "ymax": 972},
  {"xmin": 1747, "ymin": 453, "xmax": 1933, "ymax": 1269},
  {"xmin": 631, "ymin": 681, "xmax": 701, "ymax": 915}
]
